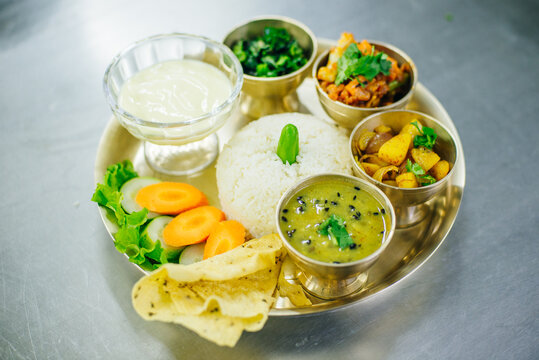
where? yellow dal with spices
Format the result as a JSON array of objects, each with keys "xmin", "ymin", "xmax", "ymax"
[{"xmin": 279, "ymin": 180, "xmax": 388, "ymax": 263}]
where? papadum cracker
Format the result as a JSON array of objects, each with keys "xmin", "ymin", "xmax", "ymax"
[{"xmin": 132, "ymin": 234, "xmax": 283, "ymax": 347}]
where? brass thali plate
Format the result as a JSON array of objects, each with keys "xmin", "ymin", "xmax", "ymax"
[{"xmin": 94, "ymin": 39, "xmax": 466, "ymax": 316}]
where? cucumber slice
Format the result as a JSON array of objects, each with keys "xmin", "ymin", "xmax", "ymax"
[
  {"xmin": 178, "ymin": 243, "xmax": 205, "ymax": 265},
  {"xmin": 142, "ymin": 216, "xmax": 184, "ymax": 264},
  {"xmin": 142, "ymin": 215, "xmax": 184, "ymax": 249},
  {"xmin": 120, "ymin": 177, "xmax": 161, "ymax": 217}
]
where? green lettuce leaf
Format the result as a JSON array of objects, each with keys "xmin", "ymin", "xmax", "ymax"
[
  {"xmin": 93, "ymin": 160, "xmax": 183, "ymax": 269},
  {"xmin": 91, "ymin": 183, "xmax": 126, "ymax": 225},
  {"xmin": 104, "ymin": 160, "xmax": 138, "ymax": 191},
  {"xmin": 114, "ymin": 225, "xmax": 141, "ymax": 253},
  {"xmin": 125, "ymin": 208, "xmax": 148, "ymax": 227},
  {"xmin": 114, "ymin": 220, "xmax": 167, "ymax": 270}
]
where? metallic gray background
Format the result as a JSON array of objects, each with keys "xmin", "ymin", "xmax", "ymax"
[{"xmin": 1, "ymin": 0, "xmax": 537, "ymax": 359}]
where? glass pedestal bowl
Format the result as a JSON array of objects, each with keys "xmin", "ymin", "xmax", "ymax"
[{"xmin": 103, "ymin": 33, "xmax": 243, "ymax": 176}]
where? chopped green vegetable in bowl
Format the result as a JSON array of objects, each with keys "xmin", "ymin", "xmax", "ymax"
[{"xmin": 232, "ymin": 27, "xmax": 308, "ymax": 77}]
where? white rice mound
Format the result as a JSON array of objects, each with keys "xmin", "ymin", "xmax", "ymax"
[{"xmin": 216, "ymin": 113, "xmax": 352, "ymax": 238}]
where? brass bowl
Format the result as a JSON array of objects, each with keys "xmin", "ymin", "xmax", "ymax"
[
  {"xmin": 223, "ymin": 16, "xmax": 317, "ymax": 119},
  {"xmin": 349, "ymin": 110, "xmax": 458, "ymax": 227},
  {"xmin": 275, "ymin": 173, "xmax": 396, "ymax": 299},
  {"xmin": 313, "ymin": 41, "xmax": 417, "ymax": 130}
]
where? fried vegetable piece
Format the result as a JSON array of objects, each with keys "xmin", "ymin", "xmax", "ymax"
[
  {"xmin": 318, "ymin": 32, "xmax": 355, "ymax": 83},
  {"xmin": 358, "ymin": 131, "xmax": 376, "ymax": 151},
  {"xmin": 430, "ymin": 160, "xmax": 450, "ymax": 181},
  {"xmin": 374, "ymin": 124, "xmax": 392, "ymax": 134},
  {"xmin": 163, "ymin": 206, "xmax": 225, "ymax": 247},
  {"xmin": 360, "ymin": 162, "xmax": 381, "ymax": 177},
  {"xmin": 328, "ymin": 32, "xmax": 355, "ymax": 66},
  {"xmin": 356, "ymin": 39, "xmax": 372, "ymax": 56},
  {"xmin": 325, "ymin": 83, "xmax": 345, "ymax": 101},
  {"xmin": 400, "ymin": 120, "xmax": 423, "ymax": 146},
  {"xmin": 341, "ymin": 79, "xmax": 371, "ymax": 105},
  {"xmin": 203, "ymin": 220, "xmax": 246, "ymax": 260},
  {"xmin": 411, "ymin": 147, "xmax": 440, "ymax": 172},
  {"xmin": 365, "ymin": 132, "xmax": 393, "ymax": 154},
  {"xmin": 136, "ymin": 182, "xmax": 208, "ymax": 215},
  {"xmin": 317, "ymin": 65, "xmax": 337, "ymax": 83},
  {"xmin": 359, "ymin": 154, "xmax": 389, "ymax": 167},
  {"xmin": 377, "ymin": 133, "xmax": 412, "ymax": 165},
  {"xmin": 396, "ymin": 172, "xmax": 419, "ymax": 188},
  {"xmin": 373, "ymin": 165, "xmax": 399, "ymax": 182}
]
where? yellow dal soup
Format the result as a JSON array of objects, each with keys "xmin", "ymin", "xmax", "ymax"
[{"xmin": 279, "ymin": 181, "xmax": 388, "ymax": 263}]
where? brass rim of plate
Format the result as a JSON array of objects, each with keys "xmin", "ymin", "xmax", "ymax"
[{"xmin": 95, "ymin": 38, "xmax": 466, "ymax": 316}]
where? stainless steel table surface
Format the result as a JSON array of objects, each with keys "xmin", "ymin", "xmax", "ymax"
[{"xmin": 1, "ymin": 0, "xmax": 538, "ymax": 359}]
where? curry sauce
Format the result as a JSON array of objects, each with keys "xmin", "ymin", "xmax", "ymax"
[{"xmin": 279, "ymin": 181, "xmax": 388, "ymax": 263}]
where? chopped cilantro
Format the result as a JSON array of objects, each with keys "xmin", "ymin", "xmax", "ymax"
[
  {"xmin": 318, "ymin": 214, "xmax": 354, "ymax": 250},
  {"xmin": 412, "ymin": 121, "xmax": 438, "ymax": 149},
  {"xmin": 406, "ymin": 159, "xmax": 437, "ymax": 186},
  {"xmin": 232, "ymin": 27, "xmax": 308, "ymax": 77},
  {"xmin": 335, "ymin": 43, "xmax": 392, "ymax": 85}
]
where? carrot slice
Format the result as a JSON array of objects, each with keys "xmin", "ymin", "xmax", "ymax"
[
  {"xmin": 135, "ymin": 182, "xmax": 208, "ymax": 215},
  {"xmin": 163, "ymin": 206, "xmax": 225, "ymax": 247},
  {"xmin": 203, "ymin": 220, "xmax": 246, "ymax": 260}
]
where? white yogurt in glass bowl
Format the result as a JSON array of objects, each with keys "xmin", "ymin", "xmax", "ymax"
[
  {"xmin": 119, "ymin": 60, "xmax": 232, "ymax": 124},
  {"xmin": 103, "ymin": 34, "xmax": 243, "ymax": 175}
]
